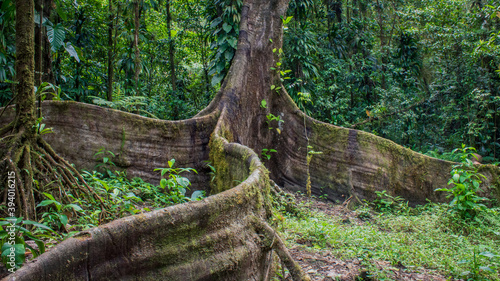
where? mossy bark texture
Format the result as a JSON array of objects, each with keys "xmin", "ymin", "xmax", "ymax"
[{"xmin": 1, "ymin": 0, "xmax": 499, "ymax": 279}]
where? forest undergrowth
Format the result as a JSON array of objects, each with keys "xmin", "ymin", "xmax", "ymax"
[
  {"xmin": 272, "ymin": 189, "xmax": 500, "ymax": 281},
  {"xmin": 0, "ymin": 155, "xmax": 205, "ymax": 275}
]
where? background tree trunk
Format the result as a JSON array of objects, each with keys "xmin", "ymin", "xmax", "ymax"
[
  {"xmin": 107, "ymin": 0, "xmax": 114, "ymax": 101},
  {"xmin": 133, "ymin": 0, "xmax": 141, "ymax": 93},
  {"xmin": 13, "ymin": 0, "xmax": 37, "ymax": 219},
  {"xmin": 166, "ymin": 0, "xmax": 176, "ymax": 92}
]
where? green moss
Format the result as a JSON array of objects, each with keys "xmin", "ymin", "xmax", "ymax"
[
  {"xmin": 310, "ymin": 122, "xmax": 350, "ymax": 153},
  {"xmin": 53, "ymin": 101, "xmax": 75, "ymax": 113},
  {"xmin": 208, "ymin": 134, "xmax": 230, "ymax": 194},
  {"xmin": 357, "ymin": 130, "xmax": 436, "ymax": 193},
  {"xmin": 220, "ymin": 124, "xmax": 233, "ymax": 143}
]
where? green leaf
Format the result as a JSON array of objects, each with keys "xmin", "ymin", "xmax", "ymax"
[
  {"xmin": 2, "ymin": 243, "xmax": 25, "ymax": 268},
  {"xmin": 22, "ymin": 220, "xmax": 53, "ymax": 231},
  {"xmin": 25, "ymin": 243, "xmax": 40, "ymax": 258},
  {"xmin": 168, "ymin": 159, "xmax": 175, "ymax": 168},
  {"xmin": 160, "ymin": 178, "xmax": 167, "ymax": 189},
  {"xmin": 283, "ymin": 16, "xmax": 293, "ymax": 25},
  {"xmin": 224, "ymin": 50, "xmax": 234, "ymax": 61},
  {"xmin": 178, "ymin": 168, "xmax": 196, "ymax": 174},
  {"xmin": 473, "ymin": 181, "xmax": 480, "ymax": 189},
  {"xmin": 63, "ymin": 204, "xmax": 83, "ymax": 212},
  {"xmin": 55, "ymin": 3, "xmax": 67, "ymax": 21},
  {"xmin": 215, "ymin": 60, "xmax": 225, "ymax": 73},
  {"xmin": 479, "ymin": 266, "xmax": 494, "ymax": 272},
  {"xmin": 261, "ymin": 100, "xmax": 267, "ymax": 108},
  {"xmin": 210, "ymin": 17, "xmax": 222, "ymax": 29},
  {"xmin": 176, "ymin": 177, "xmax": 190, "ymax": 188},
  {"xmin": 222, "ymin": 23, "xmax": 232, "ymax": 33},
  {"xmin": 160, "ymin": 168, "xmax": 169, "ymax": 176},
  {"xmin": 0, "ymin": 221, "xmax": 12, "ymax": 226},
  {"xmin": 479, "ymin": 251, "xmax": 499, "ymax": 258},
  {"xmin": 167, "ymin": 179, "xmax": 176, "ymax": 188},
  {"xmin": 36, "ymin": 200, "xmax": 56, "ymax": 208},
  {"xmin": 227, "ymin": 38, "xmax": 238, "ymax": 48},
  {"xmin": 190, "ymin": 190, "xmax": 204, "ymax": 201},
  {"xmin": 64, "ymin": 42, "xmax": 80, "ymax": 62},
  {"xmin": 47, "ymin": 23, "xmax": 65, "ymax": 52},
  {"xmin": 43, "ymin": 193, "xmax": 55, "ymax": 201},
  {"xmin": 211, "ymin": 73, "xmax": 224, "ymax": 86},
  {"xmin": 58, "ymin": 214, "xmax": 68, "ymax": 226}
]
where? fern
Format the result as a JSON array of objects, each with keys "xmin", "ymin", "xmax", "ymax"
[{"xmin": 90, "ymin": 94, "xmax": 158, "ymax": 119}]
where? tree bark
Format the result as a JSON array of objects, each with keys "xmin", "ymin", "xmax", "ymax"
[
  {"xmin": 34, "ymin": 0, "xmax": 55, "ymax": 88},
  {"xmin": 17, "ymin": 0, "xmax": 36, "ymax": 129},
  {"xmin": 36, "ymin": 0, "xmax": 43, "ymax": 119},
  {"xmin": 107, "ymin": 0, "xmax": 114, "ymax": 101},
  {"xmin": 166, "ymin": 0, "xmax": 176, "ymax": 92},
  {"xmin": 133, "ymin": 0, "xmax": 141, "ymax": 93}
]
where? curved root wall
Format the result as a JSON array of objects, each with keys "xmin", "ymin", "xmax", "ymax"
[
  {"xmin": 268, "ymin": 94, "xmax": 500, "ymax": 206},
  {"xmin": 1, "ymin": 105, "xmax": 275, "ymax": 280},
  {"xmin": 1, "ymin": 101, "xmax": 217, "ymax": 191}
]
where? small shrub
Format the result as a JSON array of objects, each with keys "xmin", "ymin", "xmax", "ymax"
[
  {"xmin": 0, "ymin": 217, "xmax": 54, "ymax": 272},
  {"xmin": 154, "ymin": 158, "xmax": 205, "ymax": 204},
  {"xmin": 370, "ymin": 190, "xmax": 407, "ymax": 213},
  {"xmin": 435, "ymin": 145, "xmax": 489, "ymax": 220}
]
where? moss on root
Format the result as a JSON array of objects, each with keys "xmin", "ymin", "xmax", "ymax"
[{"xmin": 208, "ymin": 134, "xmax": 230, "ymax": 194}]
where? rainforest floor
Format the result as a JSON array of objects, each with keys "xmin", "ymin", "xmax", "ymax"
[{"xmin": 272, "ymin": 190, "xmax": 500, "ymax": 281}]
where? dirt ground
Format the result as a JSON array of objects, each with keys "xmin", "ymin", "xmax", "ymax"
[{"xmin": 280, "ymin": 193, "xmax": 457, "ymax": 281}]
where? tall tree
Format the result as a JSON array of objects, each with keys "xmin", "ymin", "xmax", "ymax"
[
  {"xmin": 0, "ymin": 0, "xmax": 103, "ymax": 219},
  {"xmin": 107, "ymin": 0, "xmax": 115, "ymax": 101},
  {"xmin": 166, "ymin": 0, "xmax": 176, "ymax": 92},
  {"xmin": 133, "ymin": 0, "xmax": 141, "ymax": 93}
]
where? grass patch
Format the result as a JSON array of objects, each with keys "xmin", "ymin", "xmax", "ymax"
[{"xmin": 275, "ymin": 194, "xmax": 500, "ymax": 280}]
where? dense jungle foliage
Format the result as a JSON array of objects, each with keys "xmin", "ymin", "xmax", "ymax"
[{"xmin": 1, "ymin": 0, "xmax": 499, "ymax": 161}]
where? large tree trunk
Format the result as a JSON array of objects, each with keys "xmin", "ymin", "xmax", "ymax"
[{"xmin": 1, "ymin": 0, "xmax": 499, "ymax": 279}]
